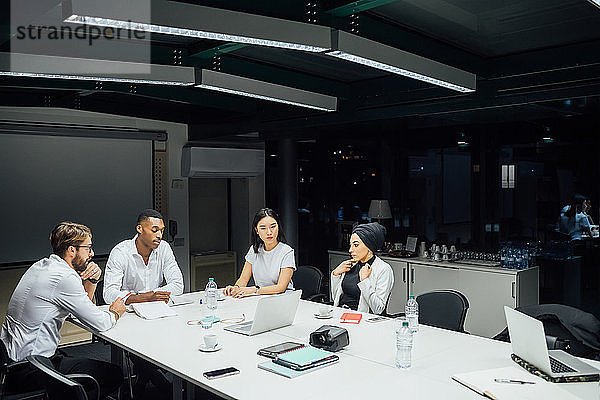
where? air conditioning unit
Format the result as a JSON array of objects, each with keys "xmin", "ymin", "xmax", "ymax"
[{"xmin": 181, "ymin": 146, "xmax": 265, "ymax": 177}]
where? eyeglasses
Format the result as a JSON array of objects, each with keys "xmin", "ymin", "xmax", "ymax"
[{"xmin": 74, "ymin": 244, "xmax": 93, "ymax": 252}]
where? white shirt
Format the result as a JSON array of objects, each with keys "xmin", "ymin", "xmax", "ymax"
[
  {"xmin": 103, "ymin": 235, "xmax": 184, "ymax": 304},
  {"xmin": 331, "ymin": 256, "xmax": 394, "ymax": 315},
  {"xmin": 0, "ymin": 255, "xmax": 116, "ymax": 361},
  {"xmin": 558, "ymin": 212, "xmax": 590, "ymax": 240},
  {"xmin": 244, "ymin": 242, "xmax": 296, "ymax": 290}
]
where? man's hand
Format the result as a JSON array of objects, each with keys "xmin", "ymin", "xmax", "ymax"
[
  {"xmin": 79, "ymin": 261, "xmax": 102, "ymax": 282},
  {"xmin": 149, "ymin": 291, "xmax": 171, "ymax": 303},
  {"xmin": 109, "ymin": 297, "xmax": 126, "ymax": 319},
  {"xmin": 126, "ymin": 291, "xmax": 171, "ymax": 304}
]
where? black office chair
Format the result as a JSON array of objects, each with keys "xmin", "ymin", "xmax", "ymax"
[
  {"xmin": 26, "ymin": 355, "xmax": 99, "ymax": 400},
  {"xmin": 1, "ymin": 340, "xmax": 46, "ymax": 400},
  {"xmin": 294, "ymin": 265, "xmax": 327, "ymax": 303},
  {"xmin": 416, "ymin": 290, "xmax": 470, "ymax": 332}
]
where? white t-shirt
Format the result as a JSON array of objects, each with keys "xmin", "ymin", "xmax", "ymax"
[{"xmin": 245, "ymin": 242, "xmax": 296, "ymax": 290}]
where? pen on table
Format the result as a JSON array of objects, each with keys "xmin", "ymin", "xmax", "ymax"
[
  {"xmin": 452, "ymin": 376, "xmax": 499, "ymax": 400},
  {"xmin": 494, "ymin": 378, "xmax": 535, "ymax": 385}
]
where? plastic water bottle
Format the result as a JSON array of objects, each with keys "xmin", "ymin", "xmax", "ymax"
[
  {"xmin": 405, "ymin": 295, "xmax": 419, "ymax": 333},
  {"xmin": 205, "ymin": 277, "xmax": 218, "ymax": 322},
  {"xmin": 396, "ymin": 321, "xmax": 413, "ymax": 369}
]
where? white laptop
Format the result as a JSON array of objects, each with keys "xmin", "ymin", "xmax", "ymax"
[
  {"xmin": 504, "ymin": 306, "xmax": 600, "ymax": 379},
  {"xmin": 224, "ymin": 290, "xmax": 302, "ymax": 336}
]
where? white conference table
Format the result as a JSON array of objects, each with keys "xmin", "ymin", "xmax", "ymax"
[{"xmin": 86, "ymin": 292, "xmax": 600, "ymax": 400}]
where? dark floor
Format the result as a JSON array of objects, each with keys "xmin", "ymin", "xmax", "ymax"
[{"xmin": 60, "ymin": 341, "xmax": 224, "ymax": 400}]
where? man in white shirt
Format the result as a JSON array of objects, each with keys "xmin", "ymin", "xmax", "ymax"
[
  {"xmin": 103, "ymin": 209, "xmax": 183, "ymax": 398},
  {"xmin": 0, "ymin": 222, "xmax": 126, "ymax": 399},
  {"xmin": 103, "ymin": 209, "xmax": 183, "ymax": 305}
]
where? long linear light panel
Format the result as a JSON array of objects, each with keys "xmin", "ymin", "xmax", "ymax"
[
  {"xmin": 195, "ymin": 69, "xmax": 337, "ymax": 112},
  {"xmin": 62, "ymin": 0, "xmax": 331, "ymax": 53},
  {"xmin": 588, "ymin": 0, "xmax": 600, "ymax": 9},
  {"xmin": 327, "ymin": 30, "xmax": 476, "ymax": 93},
  {"xmin": 0, "ymin": 53, "xmax": 196, "ymax": 85}
]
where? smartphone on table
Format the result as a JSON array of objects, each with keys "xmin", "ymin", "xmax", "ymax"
[
  {"xmin": 203, "ymin": 367, "xmax": 240, "ymax": 379},
  {"xmin": 366, "ymin": 316, "xmax": 388, "ymax": 323}
]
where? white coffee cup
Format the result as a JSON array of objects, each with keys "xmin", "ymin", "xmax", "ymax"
[
  {"xmin": 318, "ymin": 304, "xmax": 331, "ymax": 317},
  {"xmin": 204, "ymin": 334, "xmax": 218, "ymax": 349}
]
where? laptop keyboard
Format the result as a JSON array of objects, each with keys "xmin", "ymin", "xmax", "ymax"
[
  {"xmin": 549, "ymin": 356, "xmax": 577, "ymax": 373},
  {"xmin": 235, "ymin": 321, "xmax": 253, "ymax": 332}
]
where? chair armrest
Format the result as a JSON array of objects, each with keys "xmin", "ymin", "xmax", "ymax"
[
  {"xmin": 5, "ymin": 359, "xmax": 31, "ymax": 374},
  {"xmin": 545, "ymin": 335, "xmax": 570, "ymax": 352},
  {"xmin": 66, "ymin": 373, "xmax": 100, "ymax": 400}
]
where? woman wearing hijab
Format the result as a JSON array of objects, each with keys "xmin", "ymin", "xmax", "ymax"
[{"xmin": 331, "ymin": 222, "xmax": 394, "ymax": 315}]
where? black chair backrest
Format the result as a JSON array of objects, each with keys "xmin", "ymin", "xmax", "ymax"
[
  {"xmin": 94, "ymin": 279, "xmax": 106, "ymax": 306},
  {"xmin": 0, "ymin": 339, "xmax": 10, "ymax": 374},
  {"xmin": 294, "ymin": 266, "xmax": 323, "ymax": 300},
  {"xmin": 416, "ymin": 290, "xmax": 469, "ymax": 332},
  {"xmin": 0, "ymin": 339, "xmax": 9, "ymax": 396},
  {"xmin": 26, "ymin": 355, "xmax": 90, "ymax": 400}
]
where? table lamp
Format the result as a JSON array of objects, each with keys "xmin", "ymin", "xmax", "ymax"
[{"xmin": 368, "ymin": 200, "xmax": 392, "ymax": 223}]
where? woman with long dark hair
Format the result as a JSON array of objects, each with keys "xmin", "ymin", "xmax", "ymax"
[{"xmin": 223, "ymin": 208, "xmax": 295, "ymax": 297}]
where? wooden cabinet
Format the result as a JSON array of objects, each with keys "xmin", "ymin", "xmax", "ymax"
[
  {"xmin": 458, "ymin": 269, "xmax": 516, "ymax": 337},
  {"xmin": 328, "ymin": 251, "xmax": 539, "ymax": 338},
  {"xmin": 410, "ymin": 263, "xmax": 459, "ymax": 299}
]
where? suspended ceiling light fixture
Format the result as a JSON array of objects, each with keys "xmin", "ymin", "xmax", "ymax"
[
  {"xmin": 0, "ymin": 53, "xmax": 196, "ymax": 85},
  {"xmin": 195, "ymin": 69, "xmax": 337, "ymax": 112},
  {"xmin": 587, "ymin": 0, "xmax": 600, "ymax": 9},
  {"xmin": 62, "ymin": 0, "xmax": 331, "ymax": 53},
  {"xmin": 326, "ymin": 30, "xmax": 476, "ymax": 93}
]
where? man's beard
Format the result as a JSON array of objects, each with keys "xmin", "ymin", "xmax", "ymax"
[{"xmin": 73, "ymin": 254, "xmax": 90, "ymax": 272}]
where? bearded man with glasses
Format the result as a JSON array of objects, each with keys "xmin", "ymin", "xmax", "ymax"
[{"xmin": 0, "ymin": 221, "xmax": 125, "ymax": 399}]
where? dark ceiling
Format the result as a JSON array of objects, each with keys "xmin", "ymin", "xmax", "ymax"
[{"xmin": 1, "ymin": 0, "xmax": 600, "ymax": 141}]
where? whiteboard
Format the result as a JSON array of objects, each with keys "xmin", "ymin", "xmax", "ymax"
[{"xmin": 0, "ymin": 133, "xmax": 152, "ymax": 264}]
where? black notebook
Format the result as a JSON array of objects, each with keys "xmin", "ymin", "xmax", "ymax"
[{"xmin": 257, "ymin": 342, "xmax": 305, "ymax": 359}]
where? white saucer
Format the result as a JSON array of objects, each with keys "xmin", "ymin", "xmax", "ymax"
[
  {"xmin": 199, "ymin": 343, "xmax": 222, "ymax": 352},
  {"xmin": 314, "ymin": 313, "xmax": 333, "ymax": 319}
]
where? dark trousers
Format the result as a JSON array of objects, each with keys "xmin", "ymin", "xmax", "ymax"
[
  {"xmin": 129, "ymin": 353, "xmax": 172, "ymax": 399},
  {"xmin": 6, "ymin": 354, "xmax": 123, "ymax": 399}
]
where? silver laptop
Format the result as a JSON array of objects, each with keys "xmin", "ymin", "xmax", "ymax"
[
  {"xmin": 504, "ymin": 306, "xmax": 600, "ymax": 378},
  {"xmin": 224, "ymin": 290, "xmax": 302, "ymax": 336}
]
